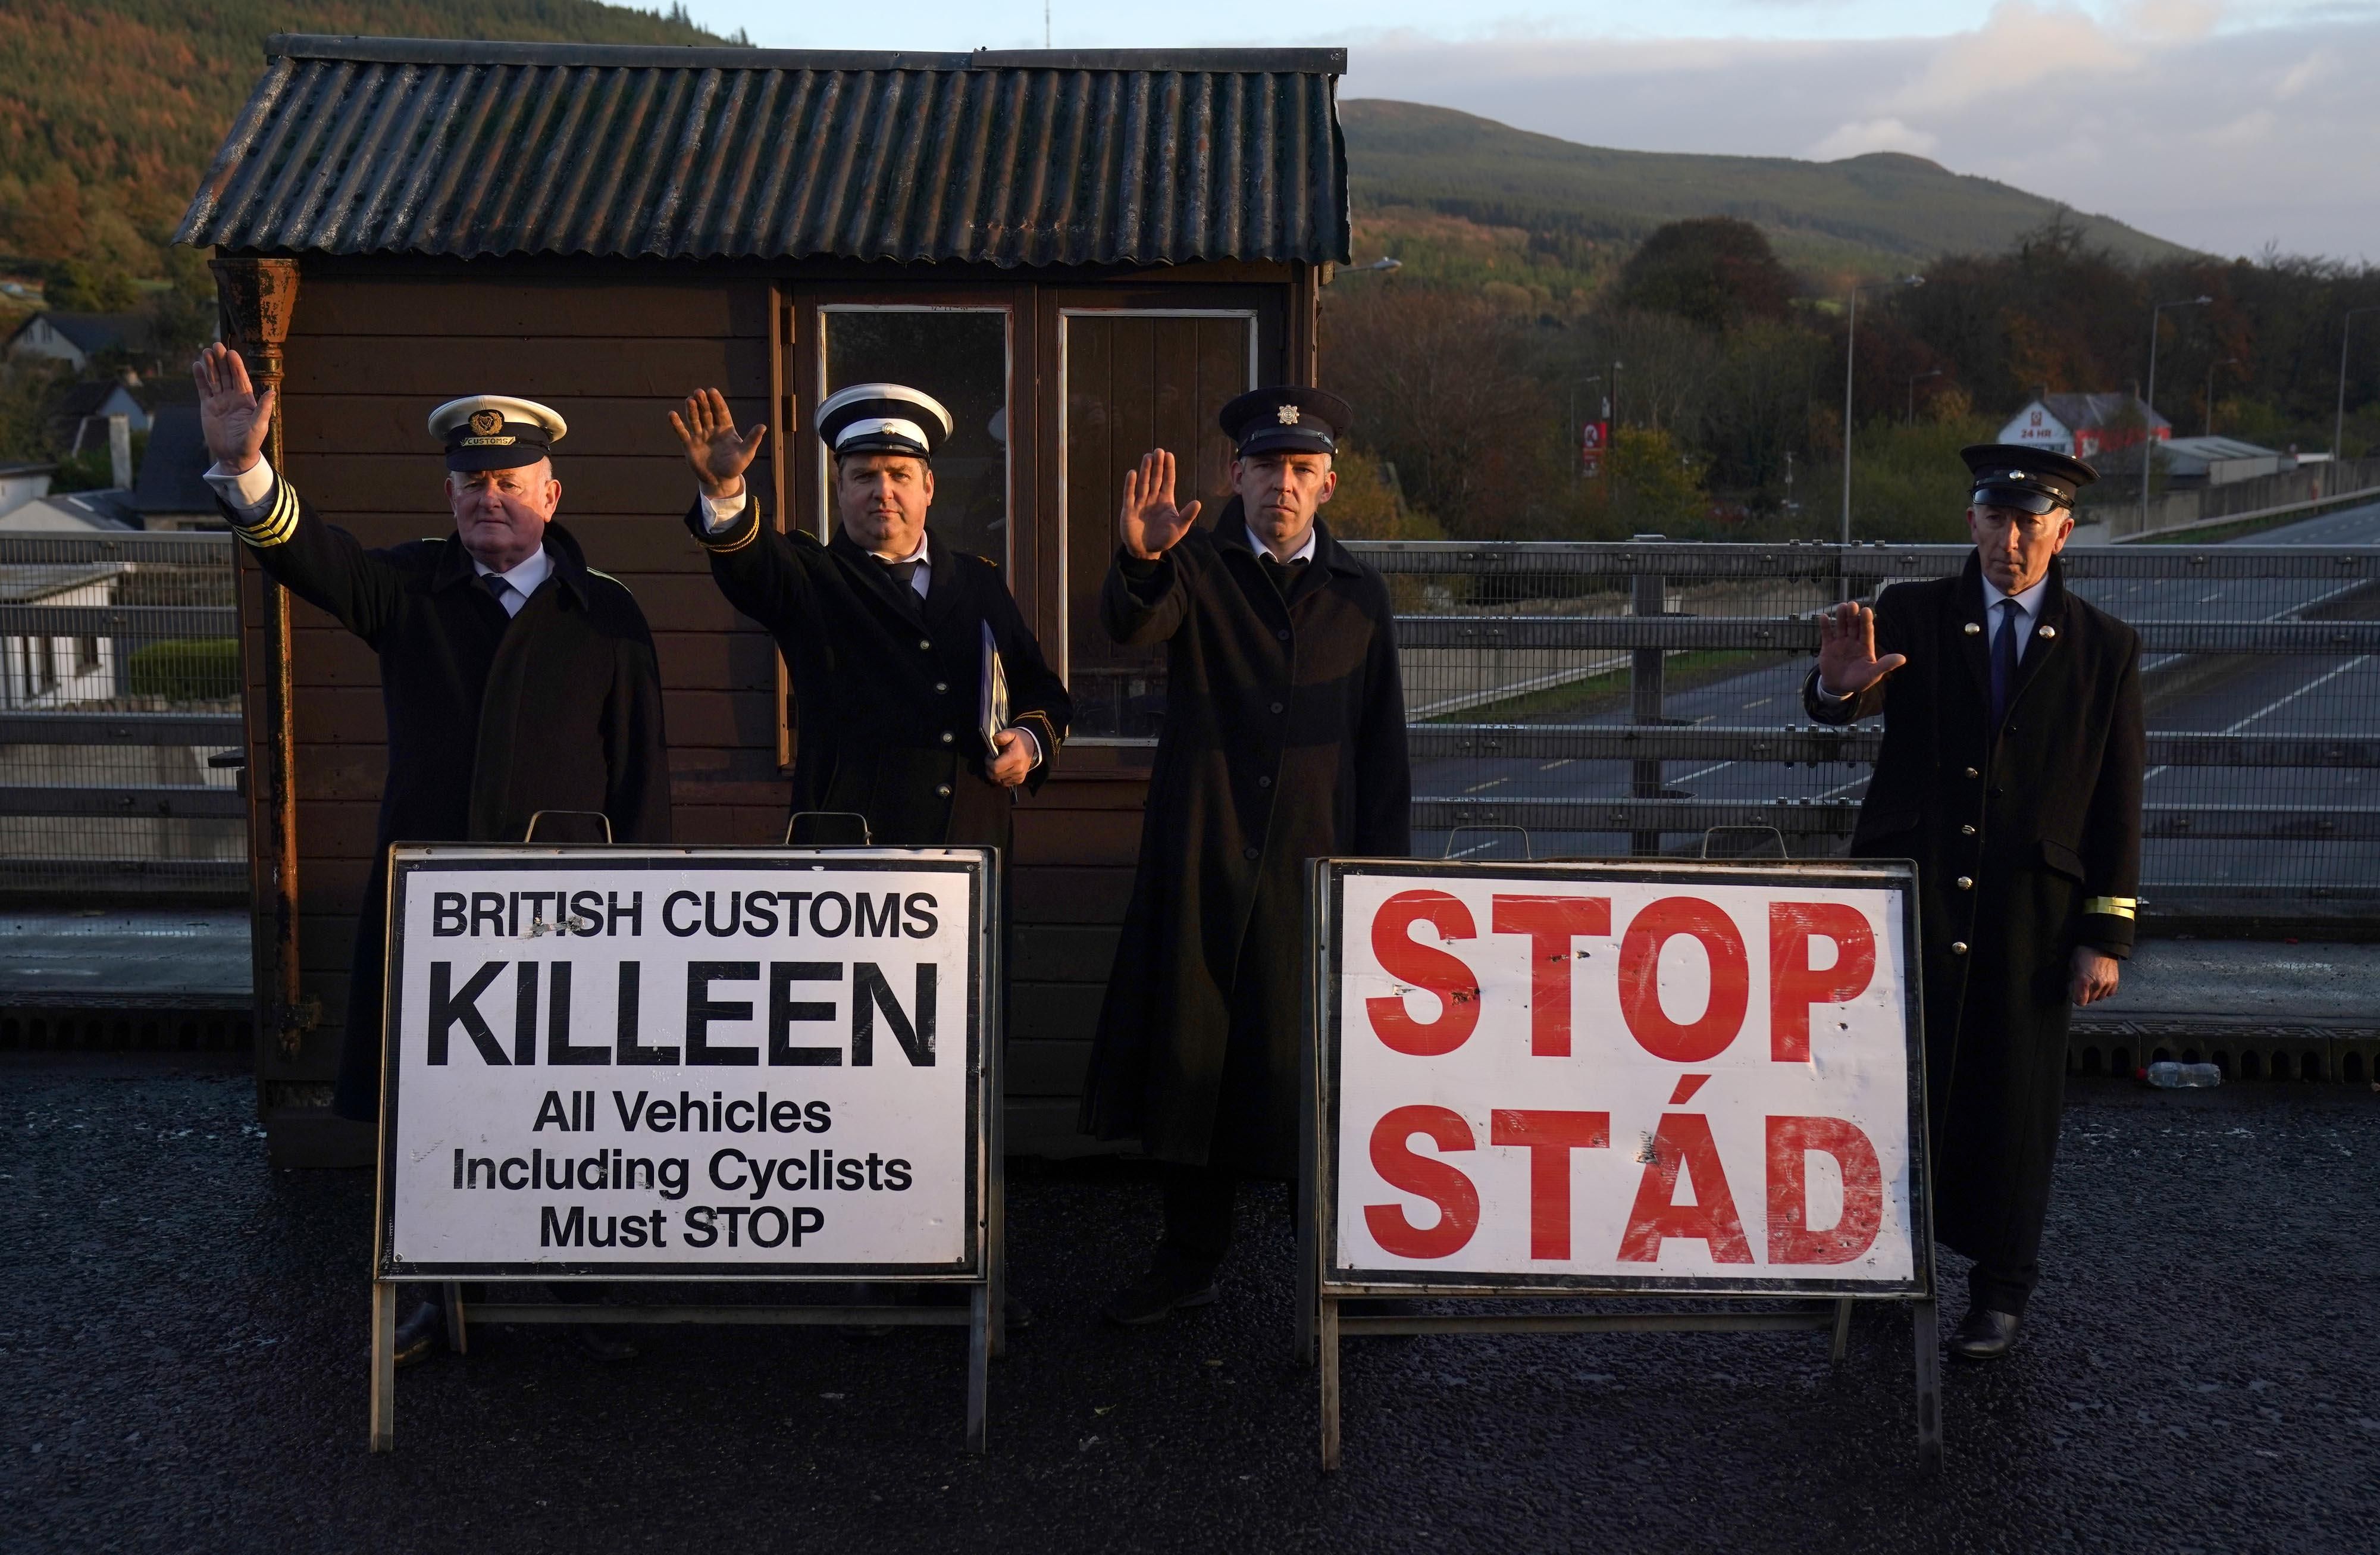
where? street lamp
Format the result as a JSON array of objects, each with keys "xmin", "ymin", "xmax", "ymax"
[
  {"xmin": 1905, "ymin": 368, "xmax": 1942, "ymax": 425},
  {"xmin": 2335, "ymin": 306, "xmax": 2380, "ymax": 470},
  {"xmin": 2140, "ymin": 295, "xmax": 2211, "ymax": 531},
  {"xmin": 2203, "ymin": 357, "xmax": 2240, "ymax": 437},
  {"xmin": 1842, "ymin": 274, "xmax": 1924, "ymax": 549},
  {"xmin": 1334, "ymin": 256, "xmax": 1403, "ymax": 277}
]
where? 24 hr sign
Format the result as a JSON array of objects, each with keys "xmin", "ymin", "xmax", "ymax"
[{"xmin": 1324, "ymin": 861, "xmax": 1927, "ymax": 1294}]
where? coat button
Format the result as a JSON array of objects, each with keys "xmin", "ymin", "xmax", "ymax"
[
  {"xmin": 1950, "ymin": 941, "xmax": 1969, "ymax": 956},
  {"xmin": 1964, "ymin": 622, "xmax": 1981, "ymax": 636},
  {"xmin": 1258, "ymin": 775, "xmax": 1272, "ymax": 788},
  {"xmin": 1277, "ymin": 628, "xmax": 1291, "ymax": 642},
  {"xmin": 1964, "ymin": 766, "xmax": 1980, "ymax": 778},
  {"xmin": 919, "ymin": 638, "xmax": 932, "ymax": 650},
  {"xmin": 1961, "ymin": 824, "xmax": 1977, "ymax": 836},
  {"xmin": 2038, "ymin": 625, "xmax": 2056, "ymax": 639},
  {"xmin": 935, "ymin": 681, "xmax": 948, "ymax": 693},
  {"xmin": 1244, "ymin": 846, "xmax": 1260, "ymax": 860},
  {"xmin": 1956, "ymin": 876, "xmax": 1974, "ymax": 890},
  {"xmin": 1271, "ymin": 701, "xmax": 1285, "ymax": 714},
  {"xmin": 936, "ymin": 784, "xmax": 951, "ymax": 798},
  {"xmin": 940, "ymin": 731, "xmax": 953, "ymax": 744}
]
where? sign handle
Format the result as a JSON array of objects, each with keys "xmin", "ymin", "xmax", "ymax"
[
  {"xmin": 965, "ymin": 1285, "xmax": 991, "ymax": 1454},
  {"xmin": 444, "ymin": 1283, "xmax": 468, "ymax": 1355},
  {"xmin": 522, "ymin": 809, "xmax": 613, "ymax": 843},
  {"xmin": 1830, "ymin": 1298, "xmax": 1852, "ymax": 1364},
  {"xmin": 368, "ymin": 1281, "xmax": 396, "ymax": 1453},
  {"xmin": 1318, "ymin": 1296, "xmax": 1342, "ymax": 1471},
  {"xmin": 1912, "ymin": 1299, "xmax": 1943, "ymax": 1469}
]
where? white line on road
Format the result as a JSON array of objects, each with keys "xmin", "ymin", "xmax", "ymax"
[
  {"xmin": 1463, "ymin": 777, "xmax": 1508, "ymax": 794},
  {"xmin": 1671, "ymin": 762, "xmax": 1734, "ymax": 784},
  {"xmin": 2219, "ymin": 655, "xmax": 2372, "ymax": 736},
  {"xmin": 1537, "ymin": 759, "xmax": 1571, "ymax": 771}
]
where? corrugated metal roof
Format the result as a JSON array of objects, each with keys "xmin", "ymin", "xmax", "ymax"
[{"xmin": 176, "ymin": 36, "xmax": 1349, "ymax": 268}]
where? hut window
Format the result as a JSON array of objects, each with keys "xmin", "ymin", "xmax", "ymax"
[
  {"xmin": 1060, "ymin": 309, "xmax": 1256, "ymax": 741},
  {"xmin": 816, "ymin": 306, "xmax": 1012, "ymax": 567}
]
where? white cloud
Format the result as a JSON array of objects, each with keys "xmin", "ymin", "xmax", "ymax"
[
  {"xmin": 1880, "ymin": 2, "xmax": 2140, "ymax": 114},
  {"xmin": 1805, "ymin": 117, "xmax": 1943, "ymax": 158},
  {"xmin": 2200, "ymin": 107, "xmax": 2278, "ymax": 144}
]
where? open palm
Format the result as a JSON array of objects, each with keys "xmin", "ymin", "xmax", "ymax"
[
  {"xmin": 193, "ymin": 343, "xmax": 274, "ymax": 472},
  {"xmin": 1118, "ymin": 449, "xmax": 1201, "ymax": 560},
  {"xmin": 671, "ymin": 387, "xmax": 768, "ymax": 498}
]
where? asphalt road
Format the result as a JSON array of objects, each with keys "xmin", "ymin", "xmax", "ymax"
[
  {"xmin": 1412, "ymin": 500, "xmax": 2380, "ymax": 896},
  {"xmin": 5, "ymin": 1063, "xmax": 2375, "ymax": 1554}
]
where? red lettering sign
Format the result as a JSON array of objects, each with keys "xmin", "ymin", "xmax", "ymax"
[
  {"xmin": 1490, "ymin": 894, "xmax": 1611, "ymax": 1056},
  {"xmin": 1367, "ymin": 891, "xmax": 1481, "ymax": 1056},
  {"xmin": 1765, "ymin": 1116, "xmax": 1884, "ymax": 1265},
  {"xmin": 1618, "ymin": 897, "xmax": 1749, "ymax": 1063},
  {"xmin": 1617, "ymin": 1112, "xmax": 1752, "ymax": 1263},
  {"xmin": 1767, "ymin": 902, "xmax": 1877, "ymax": 1062},
  {"xmin": 1489, "ymin": 1108, "xmax": 1611, "ymax": 1259},
  {"xmin": 1364, "ymin": 1105, "xmax": 1480, "ymax": 1259}
]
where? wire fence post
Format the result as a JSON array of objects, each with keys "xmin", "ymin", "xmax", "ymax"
[{"xmin": 1630, "ymin": 554, "xmax": 1665, "ymax": 855}]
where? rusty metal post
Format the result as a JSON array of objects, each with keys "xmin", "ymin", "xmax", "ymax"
[{"xmin": 211, "ymin": 257, "xmax": 314, "ymax": 1066}]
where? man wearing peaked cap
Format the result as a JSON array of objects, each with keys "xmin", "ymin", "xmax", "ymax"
[
  {"xmin": 672, "ymin": 383, "xmax": 1069, "ymax": 850},
  {"xmin": 195, "ymin": 346, "xmax": 671, "ymax": 1364},
  {"xmin": 1079, "ymin": 385, "xmax": 1412, "ymax": 1326},
  {"xmin": 1806, "ymin": 440, "xmax": 2143, "ymax": 1362}
]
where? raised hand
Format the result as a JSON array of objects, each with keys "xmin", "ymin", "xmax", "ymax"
[
  {"xmin": 670, "ymin": 388, "xmax": 768, "ymax": 499},
  {"xmin": 1816, "ymin": 601, "xmax": 1906, "ymax": 698},
  {"xmin": 1117, "ymin": 449, "xmax": 1201, "ymax": 560},
  {"xmin": 193, "ymin": 343, "xmax": 274, "ymax": 474}
]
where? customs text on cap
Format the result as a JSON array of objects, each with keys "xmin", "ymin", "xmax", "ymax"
[
  {"xmin": 1219, "ymin": 387, "xmax": 1354, "ymax": 458},
  {"xmin": 816, "ymin": 383, "xmax": 955, "ymax": 461},
  {"xmin": 1961, "ymin": 442, "xmax": 2097, "ymax": 515},
  {"xmin": 426, "ymin": 396, "xmax": 567, "ymax": 472}
]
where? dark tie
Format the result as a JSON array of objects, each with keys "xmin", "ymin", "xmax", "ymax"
[
  {"xmin": 1259, "ymin": 554, "xmax": 1307, "ymax": 599},
  {"xmin": 879, "ymin": 558, "xmax": 921, "ymax": 590},
  {"xmin": 1990, "ymin": 598, "xmax": 2022, "ymax": 722},
  {"xmin": 480, "ymin": 574, "xmax": 512, "ymax": 606}
]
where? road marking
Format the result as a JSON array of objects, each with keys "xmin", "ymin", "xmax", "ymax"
[
  {"xmin": 1741, "ymin": 696, "xmax": 1773, "ymax": 710},
  {"xmin": 2219, "ymin": 655, "xmax": 2372, "ymax": 735},
  {"xmin": 1537, "ymin": 759, "xmax": 1571, "ymax": 771},
  {"xmin": 1463, "ymin": 777, "xmax": 1508, "ymax": 794},
  {"xmin": 1671, "ymin": 762, "xmax": 1734, "ymax": 784}
]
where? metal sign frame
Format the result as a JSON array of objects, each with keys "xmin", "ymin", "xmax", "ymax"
[
  {"xmin": 367, "ymin": 843, "xmax": 1004, "ymax": 1453},
  {"xmin": 1298, "ymin": 856, "xmax": 1941, "ymax": 1470}
]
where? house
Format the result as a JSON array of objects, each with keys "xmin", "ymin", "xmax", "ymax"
[
  {"xmin": 6, "ymin": 311, "xmax": 152, "ymax": 372},
  {"xmin": 52, "ymin": 377, "xmax": 153, "ymax": 445},
  {"xmin": 0, "ymin": 563, "xmax": 122, "ymax": 708},
  {"xmin": 0, "ymin": 462, "xmax": 55, "ymax": 518},
  {"xmin": 177, "ymin": 33, "xmax": 1349, "ymax": 1160},
  {"xmin": 1997, "ymin": 393, "xmax": 2172, "ymax": 464},
  {"xmin": 0, "ymin": 487, "xmax": 140, "ymax": 532},
  {"xmin": 132, "ymin": 405, "xmax": 218, "ymax": 531}
]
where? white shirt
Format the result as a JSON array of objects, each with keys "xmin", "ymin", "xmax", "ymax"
[
  {"xmin": 1248, "ymin": 521, "xmax": 1319, "ymax": 565},
  {"xmin": 207, "ymin": 455, "xmax": 549, "ymax": 617},
  {"xmin": 702, "ymin": 489, "xmax": 930, "ymax": 597}
]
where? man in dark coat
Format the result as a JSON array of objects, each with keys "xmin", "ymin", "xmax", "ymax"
[
  {"xmin": 670, "ymin": 385, "xmax": 1067, "ymax": 847},
  {"xmin": 196, "ymin": 343, "xmax": 672, "ymax": 1362},
  {"xmin": 1806, "ymin": 442, "xmax": 2141, "ymax": 1360},
  {"xmin": 1081, "ymin": 388, "xmax": 1411, "ymax": 1325}
]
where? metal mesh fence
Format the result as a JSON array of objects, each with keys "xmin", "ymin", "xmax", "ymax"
[
  {"xmin": 0, "ymin": 533, "xmax": 246, "ymax": 898},
  {"xmin": 1350, "ymin": 518, "xmax": 2380, "ymax": 921}
]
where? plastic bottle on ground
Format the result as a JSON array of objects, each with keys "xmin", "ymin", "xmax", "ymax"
[{"xmin": 2142, "ymin": 1060, "xmax": 2224, "ymax": 1088}]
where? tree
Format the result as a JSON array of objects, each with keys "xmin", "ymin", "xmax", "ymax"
[
  {"xmin": 46, "ymin": 259, "xmax": 139, "ymax": 312},
  {"xmin": 1612, "ymin": 218, "xmax": 1797, "ymax": 334}
]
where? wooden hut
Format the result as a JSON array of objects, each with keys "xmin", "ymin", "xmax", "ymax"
[{"xmin": 177, "ymin": 35, "xmax": 1350, "ymax": 1163}]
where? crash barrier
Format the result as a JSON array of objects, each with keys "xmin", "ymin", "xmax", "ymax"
[
  {"xmin": 1346, "ymin": 538, "xmax": 2380, "ymax": 924},
  {"xmin": 0, "ymin": 531, "xmax": 246, "ymax": 900},
  {"xmin": 369, "ymin": 843, "xmax": 1003, "ymax": 1453},
  {"xmin": 1298, "ymin": 857, "xmax": 1941, "ymax": 1470}
]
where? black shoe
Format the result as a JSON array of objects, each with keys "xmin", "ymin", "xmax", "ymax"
[
  {"xmin": 1102, "ymin": 1263, "xmax": 1220, "ymax": 1326},
  {"xmin": 1004, "ymin": 1297, "xmax": 1036, "ymax": 1332},
  {"xmin": 393, "ymin": 1299, "xmax": 446, "ymax": 1368},
  {"xmin": 1948, "ymin": 1306, "xmax": 2022, "ymax": 1361},
  {"xmin": 573, "ymin": 1325, "xmax": 640, "ymax": 1363}
]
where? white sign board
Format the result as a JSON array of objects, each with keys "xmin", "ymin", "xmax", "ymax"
[
  {"xmin": 1319, "ymin": 859, "xmax": 1928, "ymax": 1296},
  {"xmin": 375, "ymin": 847, "xmax": 990, "ymax": 1282}
]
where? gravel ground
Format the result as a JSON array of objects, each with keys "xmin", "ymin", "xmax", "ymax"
[{"xmin": 4, "ymin": 1063, "xmax": 2375, "ymax": 1555}]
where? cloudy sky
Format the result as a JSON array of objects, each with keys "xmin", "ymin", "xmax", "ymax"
[{"xmin": 680, "ymin": 2, "xmax": 2380, "ymax": 261}]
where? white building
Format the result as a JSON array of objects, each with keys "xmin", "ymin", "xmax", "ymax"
[
  {"xmin": 1997, "ymin": 393, "xmax": 2173, "ymax": 463},
  {"xmin": 0, "ymin": 564, "xmax": 120, "ymax": 708}
]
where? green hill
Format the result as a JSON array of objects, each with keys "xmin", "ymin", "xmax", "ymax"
[
  {"xmin": 0, "ymin": 0, "xmax": 728, "ymax": 276},
  {"xmin": 1340, "ymin": 99, "xmax": 2193, "ymax": 302}
]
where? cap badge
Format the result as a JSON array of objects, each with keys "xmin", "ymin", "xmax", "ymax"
[
  {"xmin": 469, "ymin": 409, "xmax": 503, "ymax": 437},
  {"xmin": 1276, "ymin": 404, "xmax": 1301, "ymax": 425}
]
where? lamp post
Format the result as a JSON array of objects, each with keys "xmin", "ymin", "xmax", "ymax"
[
  {"xmin": 1906, "ymin": 368, "xmax": 1942, "ymax": 425},
  {"xmin": 1841, "ymin": 275, "xmax": 1924, "ymax": 550},
  {"xmin": 2335, "ymin": 306, "xmax": 2380, "ymax": 473},
  {"xmin": 2140, "ymin": 295, "xmax": 2211, "ymax": 532},
  {"xmin": 1334, "ymin": 256, "xmax": 1403, "ymax": 277},
  {"xmin": 2203, "ymin": 357, "xmax": 2240, "ymax": 437}
]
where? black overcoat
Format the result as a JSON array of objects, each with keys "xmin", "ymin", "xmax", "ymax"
[
  {"xmin": 1805, "ymin": 553, "xmax": 2142, "ymax": 1291},
  {"xmin": 687, "ymin": 499, "xmax": 1069, "ymax": 847},
  {"xmin": 220, "ymin": 474, "xmax": 672, "ymax": 1122},
  {"xmin": 1080, "ymin": 505, "xmax": 1411, "ymax": 1176}
]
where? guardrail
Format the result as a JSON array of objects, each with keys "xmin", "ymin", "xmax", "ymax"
[
  {"xmin": 1348, "ymin": 536, "xmax": 2380, "ymax": 919},
  {"xmin": 0, "ymin": 531, "xmax": 248, "ymax": 900}
]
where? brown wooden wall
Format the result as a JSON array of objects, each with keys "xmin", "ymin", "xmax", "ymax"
[{"xmin": 248, "ymin": 255, "xmax": 1314, "ymax": 1158}]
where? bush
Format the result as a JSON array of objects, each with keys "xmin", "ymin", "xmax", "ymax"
[{"xmin": 126, "ymin": 637, "xmax": 239, "ymax": 700}]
